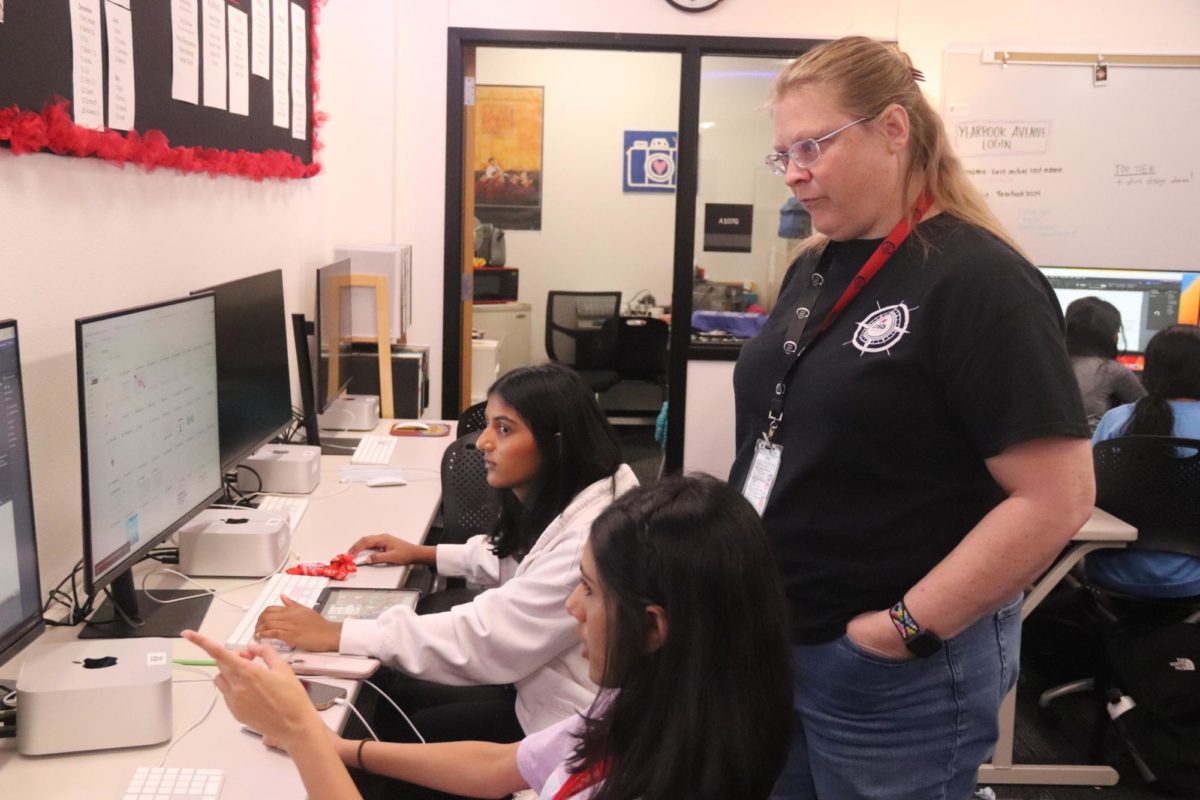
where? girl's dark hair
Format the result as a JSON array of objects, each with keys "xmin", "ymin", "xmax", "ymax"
[
  {"xmin": 1065, "ymin": 296, "xmax": 1123, "ymax": 359},
  {"xmin": 485, "ymin": 363, "xmax": 622, "ymax": 560},
  {"xmin": 571, "ymin": 475, "xmax": 793, "ymax": 800},
  {"xmin": 1120, "ymin": 325, "xmax": 1200, "ymax": 437}
]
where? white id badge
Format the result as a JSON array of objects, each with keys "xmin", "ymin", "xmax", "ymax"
[{"xmin": 742, "ymin": 439, "xmax": 782, "ymax": 516}]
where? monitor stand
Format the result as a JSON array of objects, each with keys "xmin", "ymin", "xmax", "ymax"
[{"xmin": 78, "ymin": 571, "xmax": 213, "ymax": 640}]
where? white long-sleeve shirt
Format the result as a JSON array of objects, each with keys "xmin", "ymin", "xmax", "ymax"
[{"xmin": 340, "ymin": 464, "xmax": 639, "ymax": 733}]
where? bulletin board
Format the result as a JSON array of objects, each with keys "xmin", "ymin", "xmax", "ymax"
[
  {"xmin": 0, "ymin": 0, "xmax": 323, "ymax": 180},
  {"xmin": 943, "ymin": 49, "xmax": 1199, "ymax": 269}
]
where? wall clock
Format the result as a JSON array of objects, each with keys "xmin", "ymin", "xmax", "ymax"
[{"xmin": 666, "ymin": 0, "xmax": 725, "ymax": 12}]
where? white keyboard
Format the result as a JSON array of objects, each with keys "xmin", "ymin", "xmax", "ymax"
[
  {"xmin": 350, "ymin": 434, "xmax": 398, "ymax": 465},
  {"xmin": 123, "ymin": 766, "xmax": 223, "ymax": 799},
  {"xmin": 255, "ymin": 494, "xmax": 310, "ymax": 530},
  {"xmin": 225, "ymin": 573, "xmax": 329, "ymax": 651}
]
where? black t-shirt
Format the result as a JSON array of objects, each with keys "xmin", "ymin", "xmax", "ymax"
[{"xmin": 730, "ymin": 215, "xmax": 1089, "ymax": 644}]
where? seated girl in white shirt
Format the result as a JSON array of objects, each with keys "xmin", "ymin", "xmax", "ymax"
[
  {"xmin": 253, "ymin": 363, "xmax": 638, "ymax": 762},
  {"xmin": 184, "ymin": 474, "xmax": 793, "ymax": 800}
]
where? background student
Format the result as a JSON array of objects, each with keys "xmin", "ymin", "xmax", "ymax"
[
  {"xmin": 1065, "ymin": 296, "xmax": 1146, "ymax": 430},
  {"xmin": 731, "ymin": 36, "xmax": 1093, "ymax": 799},
  {"xmin": 184, "ymin": 475, "xmax": 793, "ymax": 800},
  {"xmin": 255, "ymin": 364, "xmax": 638, "ymax": 763},
  {"xmin": 1088, "ymin": 324, "xmax": 1200, "ymax": 597}
]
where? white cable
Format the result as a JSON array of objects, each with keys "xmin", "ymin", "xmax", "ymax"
[
  {"xmin": 333, "ymin": 697, "xmax": 379, "ymax": 742},
  {"xmin": 3, "ymin": 690, "xmax": 17, "ymax": 708},
  {"xmin": 140, "ymin": 538, "xmax": 297, "ymax": 610},
  {"xmin": 160, "ymin": 666, "xmax": 220, "ymax": 767},
  {"xmin": 362, "ymin": 679, "xmax": 425, "ymax": 743}
]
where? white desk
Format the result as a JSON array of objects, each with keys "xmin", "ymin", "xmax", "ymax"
[
  {"xmin": 978, "ymin": 506, "xmax": 1137, "ymax": 787},
  {"xmin": 0, "ymin": 421, "xmax": 455, "ymax": 799}
]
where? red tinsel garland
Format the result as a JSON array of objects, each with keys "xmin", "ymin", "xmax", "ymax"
[{"xmin": 0, "ymin": 0, "xmax": 327, "ymax": 181}]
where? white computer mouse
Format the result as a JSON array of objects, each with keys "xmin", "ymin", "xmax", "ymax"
[
  {"xmin": 392, "ymin": 422, "xmax": 431, "ymax": 432},
  {"xmin": 365, "ymin": 476, "xmax": 407, "ymax": 488}
]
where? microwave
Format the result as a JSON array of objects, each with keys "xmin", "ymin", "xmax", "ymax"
[{"xmin": 473, "ymin": 267, "xmax": 519, "ymax": 303}]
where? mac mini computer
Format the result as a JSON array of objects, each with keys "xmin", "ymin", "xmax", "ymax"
[{"xmin": 16, "ymin": 637, "xmax": 173, "ymax": 755}]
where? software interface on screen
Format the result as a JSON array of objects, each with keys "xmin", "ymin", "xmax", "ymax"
[
  {"xmin": 79, "ymin": 297, "xmax": 222, "ymax": 587},
  {"xmin": 0, "ymin": 323, "xmax": 41, "ymax": 654},
  {"xmin": 1040, "ymin": 267, "xmax": 1200, "ymax": 353}
]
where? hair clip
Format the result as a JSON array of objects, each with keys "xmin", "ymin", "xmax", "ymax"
[{"xmin": 911, "ymin": 68, "xmax": 926, "ymax": 83}]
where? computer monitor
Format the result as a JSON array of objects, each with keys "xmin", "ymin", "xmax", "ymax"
[
  {"xmin": 76, "ymin": 294, "xmax": 223, "ymax": 639},
  {"xmin": 315, "ymin": 258, "xmax": 354, "ymax": 413},
  {"xmin": 0, "ymin": 321, "xmax": 45, "ymax": 667},
  {"xmin": 291, "ymin": 313, "xmax": 322, "ymax": 447},
  {"xmin": 193, "ymin": 270, "xmax": 293, "ymax": 471},
  {"xmin": 1040, "ymin": 267, "xmax": 1200, "ymax": 356}
]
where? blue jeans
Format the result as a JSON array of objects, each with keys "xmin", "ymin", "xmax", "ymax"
[{"xmin": 771, "ymin": 594, "xmax": 1022, "ymax": 800}]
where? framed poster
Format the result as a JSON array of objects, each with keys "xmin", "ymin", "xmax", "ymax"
[{"xmin": 474, "ymin": 85, "xmax": 543, "ymax": 231}]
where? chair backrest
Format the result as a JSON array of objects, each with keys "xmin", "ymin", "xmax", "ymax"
[
  {"xmin": 456, "ymin": 400, "xmax": 489, "ymax": 435},
  {"xmin": 1094, "ymin": 436, "xmax": 1200, "ymax": 558},
  {"xmin": 545, "ymin": 291, "xmax": 621, "ymax": 370},
  {"xmin": 440, "ymin": 431, "xmax": 501, "ymax": 545},
  {"xmin": 609, "ymin": 316, "xmax": 670, "ymax": 382}
]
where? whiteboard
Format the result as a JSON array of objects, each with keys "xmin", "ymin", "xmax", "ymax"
[{"xmin": 942, "ymin": 50, "xmax": 1199, "ymax": 269}]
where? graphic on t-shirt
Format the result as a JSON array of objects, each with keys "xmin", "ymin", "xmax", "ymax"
[{"xmin": 848, "ymin": 302, "xmax": 917, "ymax": 354}]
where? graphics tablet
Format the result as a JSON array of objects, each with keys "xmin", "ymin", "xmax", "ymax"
[{"xmin": 313, "ymin": 587, "xmax": 420, "ymax": 623}]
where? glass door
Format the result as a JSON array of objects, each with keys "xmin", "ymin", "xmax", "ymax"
[{"xmin": 692, "ymin": 55, "xmax": 799, "ymax": 348}]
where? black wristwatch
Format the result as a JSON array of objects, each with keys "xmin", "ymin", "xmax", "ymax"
[{"xmin": 889, "ymin": 599, "xmax": 943, "ymax": 658}]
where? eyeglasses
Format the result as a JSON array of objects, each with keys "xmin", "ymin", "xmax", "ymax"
[{"xmin": 764, "ymin": 117, "xmax": 869, "ymax": 175}]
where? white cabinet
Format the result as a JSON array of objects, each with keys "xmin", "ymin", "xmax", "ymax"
[
  {"xmin": 472, "ymin": 302, "xmax": 533, "ymax": 377},
  {"xmin": 470, "ymin": 339, "xmax": 500, "ymax": 403}
]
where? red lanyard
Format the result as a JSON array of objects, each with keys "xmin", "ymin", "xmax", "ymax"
[
  {"xmin": 765, "ymin": 196, "xmax": 932, "ymax": 441},
  {"xmin": 553, "ymin": 760, "xmax": 609, "ymax": 800},
  {"xmin": 817, "ymin": 195, "xmax": 931, "ymax": 335}
]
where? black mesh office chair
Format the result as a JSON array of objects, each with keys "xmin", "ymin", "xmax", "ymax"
[
  {"xmin": 1035, "ymin": 437, "xmax": 1200, "ymax": 727},
  {"xmin": 414, "ymin": 430, "xmax": 500, "ymax": 614},
  {"xmin": 545, "ymin": 291, "xmax": 622, "ymax": 395},
  {"xmin": 611, "ymin": 316, "xmax": 669, "ymax": 383},
  {"xmin": 456, "ymin": 400, "xmax": 489, "ymax": 436},
  {"xmin": 603, "ymin": 316, "xmax": 670, "ymax": 425},
  {"xmin": 1092, "ymin": 437, "xmax": 1200, "ymax": 562}
]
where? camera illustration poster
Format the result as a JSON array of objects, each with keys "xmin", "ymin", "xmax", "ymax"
[
  {"xmin": 474, "ymin": 85, "xmax": 544, "ymax": 231},
  {"xmin": 623, "ymin": 130, "xmax": 678, "ymax": 193}
]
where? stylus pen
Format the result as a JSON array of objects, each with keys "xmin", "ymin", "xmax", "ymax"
[{"xmin": 174, "ymin": 658, "xmax": 218, "ymax": 666}]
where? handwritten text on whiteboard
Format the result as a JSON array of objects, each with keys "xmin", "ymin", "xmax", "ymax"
[{"xmin": 954, "ymin": 120, "xmax": 1051, "ymax": 157}]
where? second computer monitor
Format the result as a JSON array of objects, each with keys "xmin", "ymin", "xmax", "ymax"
[
  {"xmin": 76, "ymin": 293, "xmax": 224, "ymax": 637},
  {"xmin": 194, "ymin": 269, "xmax": 293, "ymax": 470}
]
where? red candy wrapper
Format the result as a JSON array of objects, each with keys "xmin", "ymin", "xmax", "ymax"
[{"xmin": 286, "ymin": 553, "xmax": 357, "ymax": 580}]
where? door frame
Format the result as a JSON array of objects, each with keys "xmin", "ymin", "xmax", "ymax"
[{"xmin": 443, "ymin": 28, "xmax": 824, "ymax": 473}]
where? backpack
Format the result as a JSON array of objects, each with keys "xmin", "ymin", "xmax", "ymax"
[{"xmin": 1104, "ymin": 619, "xmax": 1200, "ymax": 795}]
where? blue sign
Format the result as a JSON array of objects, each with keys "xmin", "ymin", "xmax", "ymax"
[{"xmin": 623, "ymin": 130, "xmax": 678, "ymax": 193}]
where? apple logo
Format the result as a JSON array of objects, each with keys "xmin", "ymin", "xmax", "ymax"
[{"xmin": 77, "ymin": 656, "xmax": 118, "ymax": 669}]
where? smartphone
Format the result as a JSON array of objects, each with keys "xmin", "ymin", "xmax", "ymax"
[
  {"xmin": 287, "ymin": 653, "xmax": 381, "ymax": 680},
  {"xmin": 301, "ymin": 679, "xmax": 348, "ymax": 710}
]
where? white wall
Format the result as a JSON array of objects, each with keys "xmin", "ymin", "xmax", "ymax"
[
  {"xmin": 476, "ymin": 47, "xmax": 680, "ymax": 363},
  {"xmin": 1, "ymin": 1, "xmax": 399, "ymax": 597}
]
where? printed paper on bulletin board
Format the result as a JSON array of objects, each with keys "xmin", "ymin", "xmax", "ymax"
[{"xmin": 0, "ymin": 0, "xmax": 321, "ymax": 180}]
